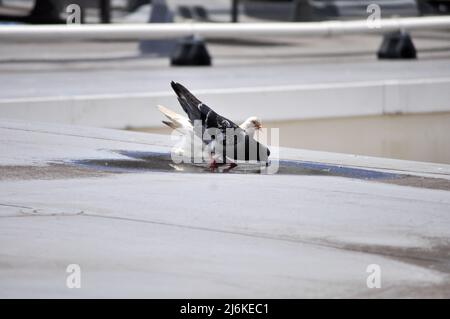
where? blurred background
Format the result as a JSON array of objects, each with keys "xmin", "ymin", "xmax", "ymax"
[{"xmin": 1, "ymin": 0, "xmax": 450, "ymax": 164}]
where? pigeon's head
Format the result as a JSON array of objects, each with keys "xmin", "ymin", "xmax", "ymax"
[{"xmin": 241, "ymin": 116, "xmax": 262, "ymax": 136}]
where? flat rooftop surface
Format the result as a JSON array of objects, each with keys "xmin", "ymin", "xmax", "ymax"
[{"xmin": 1, "ymin": 119, "xmax": 449, "ymax": 298}]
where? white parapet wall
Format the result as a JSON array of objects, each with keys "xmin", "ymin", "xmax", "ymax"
[
  {"xmin": 0, "ymin": 77, "xmax": 449, "ymax": 128},
  {"xmin": 1, "ymin": 16, "xmax": 450, "ymax": 40}
]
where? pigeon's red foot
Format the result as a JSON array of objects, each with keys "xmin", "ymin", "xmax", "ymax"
[
  {"xmin": 223, "ymin": 163, "xmax": 238, "ymax": 173},
  {"xmin": 209, "ymin": 159, "xmax": 219, "ymax": 172}
]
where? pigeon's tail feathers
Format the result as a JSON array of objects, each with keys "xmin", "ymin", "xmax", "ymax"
[
  {"xmin": 177, "ymin": 97, "xmax": 201, "ymax": 123},
  {"xmin": 170, "ymin": 81, "xmax": 240, "ymax": 133},
  {"xmin": 170, "ymin": 81, "xmax": 203, "ymax": 123},
  {"xmin": 171, "ymin": 81, "xmax": 201, "ymax": 106}
]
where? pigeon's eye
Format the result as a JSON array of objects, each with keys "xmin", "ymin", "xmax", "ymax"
[{"xmin": 252, "ymin": 121, "xmax": 262, "ymax": 128}]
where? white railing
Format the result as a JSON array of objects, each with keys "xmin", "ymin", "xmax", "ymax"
[{"xmin": 0, "ymin": 16, "xmax": 450, "ymax": 40}]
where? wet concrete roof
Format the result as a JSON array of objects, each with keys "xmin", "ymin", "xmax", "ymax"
[{"xmin": 1, "ymin": 119, "xmax": 449, "ymax": 298}]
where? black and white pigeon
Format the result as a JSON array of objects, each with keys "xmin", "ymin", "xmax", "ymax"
[{"xmin": 170, "ymin": 81, "xmax": 271, "ymax": 171}]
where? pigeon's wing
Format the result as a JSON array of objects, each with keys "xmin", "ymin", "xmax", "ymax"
[
  {"xmin": 171, "ymin": 81, "xmax": 241, "ymax": 132},
  {"xmin": 157, "ymin": 105, "xmax": 193, "ymax": 131},
  {"xmin": 231, "ymin": 134, "xmax": 271, "ymax": 163}
]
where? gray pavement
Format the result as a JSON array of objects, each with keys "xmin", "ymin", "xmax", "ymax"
[
  {"xmin": 1, "ymin": 30, "xmax": 450, "ymax": 99},
  {"xmin": 2, "ymin": 58, "xmax": 450, "ymax": 100},
  {"xmin": 1, "ymin": 119, "xmax": 450, "ymax": 298}
]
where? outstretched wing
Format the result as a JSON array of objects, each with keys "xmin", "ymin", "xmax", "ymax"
[
  {"xmin": 157, "ymin": 104, "xmax": 193, "ymax": 131},
  {"xmin": 170, "ymin": 81, "xmax": 241, "ymax": 133}
]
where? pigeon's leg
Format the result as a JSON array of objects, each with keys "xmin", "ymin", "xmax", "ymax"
[
  {"xmin": 209, "ymin": 160, "xmax": 219, "ymax": 172},
  {"xmin": 207, "ymin": 140, "xmax": 220, "ymax": 172},
  {"xmin": 223, "ymin": 162, "xmax": 238, "ymax": 173},
  {"xmin": 223, "ymin": 157, "xmax": 238, "ymax": 173},
  {"xmin": 209, "ymin": 152, "xmax": 219, "ymax": 172}
]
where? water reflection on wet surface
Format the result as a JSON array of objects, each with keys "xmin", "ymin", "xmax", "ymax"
[
  {"xmin": 1, "ymin": 150, "xmax": 449, "ymax": 190},
  {"xmin": 73, "ymin": 150, "xmax": 399, "ymax": 179}
]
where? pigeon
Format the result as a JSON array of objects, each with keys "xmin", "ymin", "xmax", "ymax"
[
  {"xmin": 167, "ymin": 81, "xmax": 270, "ymax": 171},
  {"xmin": 158, "ymin": 104, "xmax": 264, "ymax": 166}
]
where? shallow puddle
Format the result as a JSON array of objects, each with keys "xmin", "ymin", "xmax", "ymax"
[
  {"xmin": 1, "ymin": 150, "xmax": 448, "ymax": 190},
  {"xmin": 73, "ymin": 150, "xmax": 399, "ymax": 179}
]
